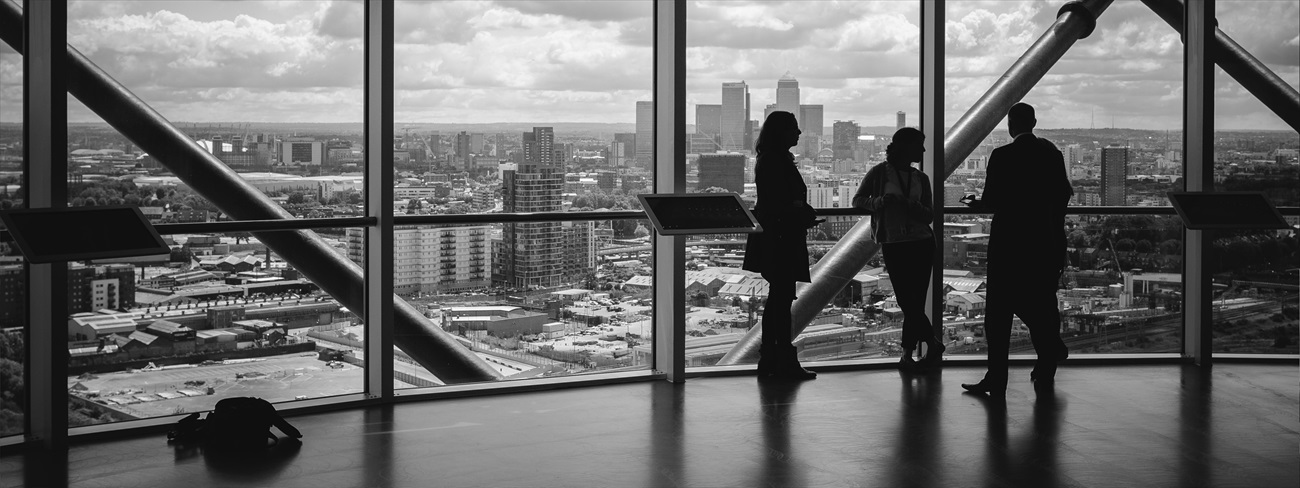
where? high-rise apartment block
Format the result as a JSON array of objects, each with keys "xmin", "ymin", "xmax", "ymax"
[
  {"xmin": 522, "ymin": 127, "xmax": 555, "ymax": 167},
  {"xmin": 635, "ymin": 101, "xmax": 654, "ymax": 167},
  {"xmin": 69, "ymin": 264, "xmax": 137, "ymax": 314},
  {"xmin": 347, "ymin": 225, "xmax": 491, "ymax": 295},
  {"xmin": 721, "ymin": 82, "xmax": 750, "ymax": 151},
  {"xmin": 1101, "ymin": 145, "xmax": 1129, "ymax": 206},
  {"xmin": 696, "ymin": 153, "xmax": 746, "ymax": 194},
  {"xmin": 496, "ymin": 159, "xmax": 565, "ymax": 288},
  {"xmin": 832, "ymin": 121, "xmax": 860, "ymax": 161}
]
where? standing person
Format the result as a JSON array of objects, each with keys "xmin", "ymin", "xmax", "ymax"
[
  {"xmin": 962, "ymin": 102, "xmax": 1074, "ymax": 395},
  {"xmin": 852, "ymin": 127, "xmax": 942, "ymax": 371},
  {"xmin": 742, "ymin": 111, "xmax": 819, "ymax": 381}
]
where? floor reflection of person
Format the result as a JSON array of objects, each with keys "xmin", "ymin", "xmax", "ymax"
[
  {"xmin": 742, "ymin": 110, "xmax": 819, "ymax": 381},
  {"xmin": 852, "ymin": 127, "xmax": 942, "ymax": 371}
]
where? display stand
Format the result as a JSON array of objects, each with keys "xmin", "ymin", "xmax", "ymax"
[
  {"xmin": 637, "ymin": 193, "xmax": 762, "ymax": 235},
  {"xmin": 0, "ymin": 205, "xmax": 170, "ymax": 263},
  {"xmin": 1167, "ymin": 191, "xmax": 1291, "ymax": 230}
]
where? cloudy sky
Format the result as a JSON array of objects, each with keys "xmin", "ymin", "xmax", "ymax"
[{"xmin": 0, "ymin": 0, "xmax": 1296, "ymax": 130}]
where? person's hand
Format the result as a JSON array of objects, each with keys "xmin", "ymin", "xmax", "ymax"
[{"xmin": 879, "ymin": 193, "xmax": 901, "ymax": 206}]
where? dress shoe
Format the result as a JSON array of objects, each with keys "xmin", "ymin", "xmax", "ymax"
[
  {"xmin": 1031, "ymin": 345, "xmax": 1068, "ymax": 381},
  {"xmin": 961, "ymin": 380, "xmax": 1006, "ymax": 396}
]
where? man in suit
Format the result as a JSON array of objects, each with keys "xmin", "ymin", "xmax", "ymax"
[{"xmin": 962, "ymin": 102, "xmax": 1074, "ymax": 395}]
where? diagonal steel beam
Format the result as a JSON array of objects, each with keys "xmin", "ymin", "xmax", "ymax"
[
  {"xmin": 718, "ymin": 0, "xmax": 1115, "ymax": 365},
  {"xmin": 1140, "ymin": 0, "xmax": 1300, "ymax": 132},
  {"xmin": 0, "ymin": 0, "xmax": 503, "ymax": 383}
]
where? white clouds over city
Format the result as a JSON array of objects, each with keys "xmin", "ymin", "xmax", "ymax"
[{"xmin": 0, "ymin": 0, "xmax": 1295, "ymax": 130}]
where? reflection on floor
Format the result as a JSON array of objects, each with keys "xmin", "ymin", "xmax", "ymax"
[{"xmin": 3, "ymin": 363, "xmax": 1297, "ymax": 488}]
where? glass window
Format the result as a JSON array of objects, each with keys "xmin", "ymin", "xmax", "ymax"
[
  {"xmin": 66, "ymin": 229, "xmax": 363, "ymax": 428},
  {"xmin": 384, "ymin": 220, "xmax": 651, "ymax": 390},
  {"xmin": 686, "ymin": 1, "xmax": 920, "ymax": 368},
  {"xmin": 943, "ymin": 1, "xmax": 1185, "ymax": 355},
  {"xmin": 0, "ymin": 27, "xmax": 23, "ymax": 438},
  {"xmin": 65, "ymin": 0, "xmax": 364, "ymax": 219},
  {"xmin": 392, "ymin": 0, "xmax": 652, "ymax": 216},
  {"xmin": 1211, "ymin": 0, "xmax": 1299, "ymax": 354}
]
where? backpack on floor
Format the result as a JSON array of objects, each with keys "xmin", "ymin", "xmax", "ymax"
[{"xmin": 167, "ymin": 396, "xmax": 301, "ymax": 449}]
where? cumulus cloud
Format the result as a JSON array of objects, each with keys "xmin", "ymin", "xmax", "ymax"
[{"xmin": 14, "ymin": 0, "xmax": 1289, "ymax": 130}]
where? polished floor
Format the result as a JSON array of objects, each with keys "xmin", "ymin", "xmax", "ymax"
[{"xmin": 3, "ymin": 363, "xmax": 1298, "ymax": 488}]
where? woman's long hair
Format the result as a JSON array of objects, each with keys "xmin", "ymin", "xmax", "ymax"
[
  {"xmin": 885, "ymin": 127, "xmax": 925, "ymax": 165},
  {"xmin": 755, "ymin": 111, "xmax": 799, "ymax": 156}
]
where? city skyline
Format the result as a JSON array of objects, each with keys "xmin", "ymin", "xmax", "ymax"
[{"xmin": 0, "ymin": 1, "xmax": 1295, "ymax": 130}]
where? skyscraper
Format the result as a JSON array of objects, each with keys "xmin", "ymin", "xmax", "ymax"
[
  {"xmin": 696, "ymin": 104, "xmax": 721, "ymax": 136},
  {"xmin": 799, "ymin": 104, "xmax": 824, "ymax": 157},
  {"xmin": 777, "ymin": 73, "xmax": 800, "ymax": 128},
  {"xmin": 455, "ymin": 131, "xmax": 474, "ymax": 170},
  {"xmin": 1101, "ymin": 145, "xmax": 1129, "ymax": 206},
  {"xmin": 1065, "ymin": 144, "xmax": 1081, "ymax": 176},
  {"xmin": 896, "ymin": 111, "xmax": 906, "ymax": 131},
  {"xmin": 613, "ymin": 133, "xmax": 637, "ymax": 167},
  {"xmin": 497, "ymin": 158, "xmax": 565, "ymax": 288},
  {"xmin": 832, "ymin": 121, "xmax": 860, "ymax": 161},
  {"xmin": 721, "ymin": 82, "xmax": 750, "ymax": 151},
  {"xmin": 635, "ymin": 101, "xmax": 654, "ymax": 167}
]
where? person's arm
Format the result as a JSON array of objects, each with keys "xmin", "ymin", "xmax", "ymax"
[
  {"xmin": 852, "ymin": 165, "xmax": 886, "ymax": 212},
  {"xmin": 909, "ymin": 171, "xmax": 933, "ymax": 222}
]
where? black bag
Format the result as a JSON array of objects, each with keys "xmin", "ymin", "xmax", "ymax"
[{"xmin": 167, "ymin": 396, "xmax": 302, "ymax": 449}]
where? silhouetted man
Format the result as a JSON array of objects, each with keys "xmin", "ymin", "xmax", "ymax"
[{"xmin": 962, "ymin": 102, "xmax": 1073, "ymax": 395}]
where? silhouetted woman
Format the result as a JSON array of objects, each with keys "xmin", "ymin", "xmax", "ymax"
[
  {"xmin": 852, "ymin": 127, "xmax": 943, "ymax": 370},
  {"xmin": 742, "ymin": 111, "xmax": 818, "ymax": 381}
]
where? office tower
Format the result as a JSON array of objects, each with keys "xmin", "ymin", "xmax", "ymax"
[
  {"xmin": 1066, "ymin": 144, "xmax": 1081, "ymax": 175},
  {"xmin": 471, "ymin": 133, "xmax": 485, "ymax": 156},
  {"xmin": 721, "ymin": 82, "xmax": 749, "ymax": 151},
  {"xmin": 456, "ymin": 131, "xmax": 474, "ymax": 170},
  {"xmin": 799, "ymin": 104, "xmax": 823, "ymax": 157},
  {"xmin": 777, "ymin": 72, "xmax": 801, "ymax": 128},
  {"xmin": 832, "ymin": 121, "xmax": 860, "ymax": 161},
  {"xmin": 763, "ymin": 104, "xmax": 777, "ymax": 124},
  {"xmin": 636, "ymin": 101, "xmax": 654, "ymax": 167},
  {"xmin": 696, "ymin": 153, "xmax": 746, "ymax": 194},
  {"xmin": 896, "ymin": 111, "xmax": 906, "ymax": 131},
  {"xmin": 522, "ymin": 127, "xmax": 554, "ymax": 166},
  {"xmin": 696, "ymin": 104, "xmax": 721, "ymax": 137},
  {"xmin": 612, "ymin": 133, "xmax": 637, "ymax": 167},
  {"xmin": 1101, "ymin": 145, "xmax": 1129, "ymax": 206},
  {"xmin": 689, "ymin": 133, "xmax": 719, "ymax": 154},
  {"xmin": 496, "ymin": 161, "xmax": 565, "ymax": 288}
]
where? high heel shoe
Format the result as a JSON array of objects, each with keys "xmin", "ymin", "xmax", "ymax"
[
  {"xmin": 898, "ymin": 353, "xmax": 918, "ymax": 372},
  {"xmin": 916, "ymin": 341, "xmax": 946, "ymax": 370}
]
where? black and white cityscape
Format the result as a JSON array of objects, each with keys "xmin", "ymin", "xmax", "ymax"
[{"xmin": 0, "ymin": 0, "xmax": 1295, "ymax": 435}]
